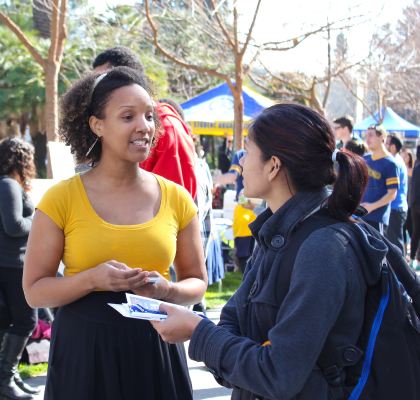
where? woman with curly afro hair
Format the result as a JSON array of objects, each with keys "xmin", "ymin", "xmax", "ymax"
[
  {"xmin": 0, "ymin": 137, "xmax": 39, "ymax": 399},
  {"xmin": 23, "ymin": 66, "xmax": 207, "ymax": 400}
]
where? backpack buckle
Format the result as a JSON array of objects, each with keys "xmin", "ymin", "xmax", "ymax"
[
  {"xmin": 323, "ymin": 366, "xmax": 345, "ymax": 400},
  {"xmin": 323, "ymin": 365, "xmax": 341, "ymax": 386}
]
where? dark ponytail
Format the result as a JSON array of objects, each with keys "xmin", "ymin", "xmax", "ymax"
[
  {"xmin": 328, "ymin": 150, "xmax": 368, "ymax": 221},
  {"xmin": 249, "ymin": 103, "xmax": 369, "ymax": 222}
]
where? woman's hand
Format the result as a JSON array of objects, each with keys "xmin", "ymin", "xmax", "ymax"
[
  {"xmin": 150, "ymin": 303, "xmax": 203, "ymax": 344},
  {"xmin": 131, "ymin": 271, "xmax": 171, "ymax": 300},
  {"xmin": 91, "ymin": 260, "xmax": 149, "ymax": 292}
]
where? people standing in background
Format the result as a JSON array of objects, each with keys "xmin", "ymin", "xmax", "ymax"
[
  {"xmin": 217, "ymin": 134, "xmax": 233, "ymax": 174},
  {"xmin": 385, "ymin": 134, "xmax": 408, "ymax": 255},
  {"xmin": 0, "ymin": 137, "xmax": 39, "ymax": 399},
  {"xmin": 343, "ymin": 139, "xmax": 368, "ymax": 157},
  {"xmin": 93, "ymin": 46, "xmax": 197, "ymax": 200},
  {"xmin": 213, "ymin": 150, "xmax": 256, "ymax": 274},
  {"xmin": 361, "ymin": 124, "xmax": 399, "ymax": 235},
  {"xmin": 401, "ymin": 148, "xmax": 414, "ymax": 178},
  {"xmin": 402, "ymin": 148, "xmax": 414, "ymax": 255},
  {"xmin": 333, "ymin": 115, "xmax": 364, "ymax": 149},
  {"xmin": 408, "ymin": 146, "xmax": 420, "ymax": 269}
]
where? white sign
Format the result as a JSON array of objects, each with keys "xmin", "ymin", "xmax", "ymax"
[
  {"xmin": 30, "ymin": 179, "xmax": 60, "ymax": 207},
  {"xmin": 48, "ymin": 141, "xmax": 75, "ymax": 181}
]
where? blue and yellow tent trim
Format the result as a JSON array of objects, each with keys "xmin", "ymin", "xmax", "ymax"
[
  {"xmin": 181, "ymin": 82, "xmax": 274, "ymax": 136},
  {"xmin": 353, "ymin": 107, "xmax": 420, "ymax": 138}
]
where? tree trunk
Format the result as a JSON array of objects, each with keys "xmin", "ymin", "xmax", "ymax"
[
  {"xmin": 233, "ymin": 88, "xmax": 245, "ymax": 152},
  {"xmin": 19, "ymin": 112, "xmax": 30, "ymax": 137},
  {"xmin": 45, "ymin": 61, "xmax": 59, "ymax": 143},
  {"xmin": 45, "ymin": 60, "xmax": 60, "ymax": 178}
]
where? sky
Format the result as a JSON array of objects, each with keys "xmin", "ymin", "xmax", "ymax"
[{"xmin": 86, "ymin": 0, "xmax": 414, "ymax": 76}]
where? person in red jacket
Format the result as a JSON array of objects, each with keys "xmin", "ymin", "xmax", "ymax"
[
  {"xmin": 93, "ymin": 46, "xmax": 197, "ymax": 200},
  {"xmin": 139, "ymin": 101, "xmax": 197, "ymax": 199}
]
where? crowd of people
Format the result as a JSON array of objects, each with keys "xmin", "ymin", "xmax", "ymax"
[{"xmin": 0, "ymin": 45, "xmax": 419, "ymax": 400}]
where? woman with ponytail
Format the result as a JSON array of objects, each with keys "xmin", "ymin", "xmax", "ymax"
[{"xmin": 149, "ymin": 103, "xmax": 390, "ymax": 400}]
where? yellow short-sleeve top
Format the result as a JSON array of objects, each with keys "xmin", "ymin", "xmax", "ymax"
[{"xmin": 36, "ymin": 173, "xmax": 197, "ymax": 282}]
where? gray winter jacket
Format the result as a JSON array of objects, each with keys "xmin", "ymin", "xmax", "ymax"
[
  {"xmin": 189, "ymin": 188, "xmax": 388, "ymax": 400},
  {"xmin": 0, "ymin": 175, "xmax": 34, "ymax": 268}
]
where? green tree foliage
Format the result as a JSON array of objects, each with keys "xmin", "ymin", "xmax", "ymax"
[{"xmin": 0, "ymin": 5, "xmax": 46, "ymax": 126}]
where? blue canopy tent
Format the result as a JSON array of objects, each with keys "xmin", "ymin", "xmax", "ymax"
[
  {"xmin": 180, "ymin": 82, "xmax": 274, "ymax": 135},
  {"xmin": 353, "ymin": 107, "xmax": 420, "ymax": 138}
]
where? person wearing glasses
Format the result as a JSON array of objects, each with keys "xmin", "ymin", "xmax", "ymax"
[
  {"xmin": 333, "ymin": 115, "xmax": 364, "ymax": 149},
  {"xmin": 360, "ymin": 124, "xmax": 399, "ymax": 235},
  {"xmin": 217, "ymin": 134, "xmax": 234, "ymax": 174},
  {"xmin": 213, "ymin": 150, "xmax": 256, "ymax": 274}
]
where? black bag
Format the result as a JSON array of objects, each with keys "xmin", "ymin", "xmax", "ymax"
[{"xmin": 279, "ymin": 209, "xmax": 420, "ymax": 400}]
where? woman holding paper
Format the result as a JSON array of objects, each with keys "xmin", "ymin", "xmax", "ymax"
[
  {"xmin": 23, "ymin": 67, "xmax": 207, "ymax": 400},
  {"xmin": 151, "ymin": 103, "xmax": 390, "ymax": 400}
]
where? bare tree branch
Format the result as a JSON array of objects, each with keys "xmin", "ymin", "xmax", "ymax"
[
  {"xmin": 49, "ymin": 0, "xmax": 60, "ymax": 62},
  {"xmin": 340, "ymin": 75, "xmax": 379, "ymax": 122},
  {"xmin": 0, "ymin": 11, "xmax": 46, "ymax": 69},
  {"xmin": 208, "ymin": 0, "xmax": 235, "ymax": 50},
  {"xmin": 55, "ymin": 0, "xmax": 68, "ymax": 63},
  {"xmin": 143, "ymin": 0, "xmax": 230, "ymax": 82},
  {"xmin": 322, "ymin": 23, "xmax": 332, "ymax": 109},
  {"xmin": 239, "ymin": 0, "xmax": 262, "ymax": 59},
  {"xmin": 233, "ymin": 5, "xmax": 239, "ymax": 55},
  {"xmin": 262, "ymin": 15, "xmax": 368, "ymax": 51},
  {"xmin": 244, "ymin": 45, "xmax": 265, "ymax": 79}
]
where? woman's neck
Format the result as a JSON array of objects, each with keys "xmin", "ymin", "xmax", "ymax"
[
  {"xmin": 264, "ymin": 185, "xmax": 296, "ymax": 214},
  {"xmin": 86, "ymin": 158, "xmax": 144, "ymax": 189}
]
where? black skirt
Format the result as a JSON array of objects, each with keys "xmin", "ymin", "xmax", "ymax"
[{"xmin": 44, "ymin": 291, "xmax": 193, "ymax": 400}]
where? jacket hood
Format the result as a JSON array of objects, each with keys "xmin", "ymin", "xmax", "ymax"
[
  {"xmin": 249, "ymin": 187, "xmax": 388, "ymax": 287},
  {"xmin": 334, "ymin": 222, "xmax": 388, "ymax": 287}
]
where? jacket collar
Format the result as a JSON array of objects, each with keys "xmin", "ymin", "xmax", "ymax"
[{"xmin": 249, "ymin": 187, "xmax": 330, "ymax": 251}]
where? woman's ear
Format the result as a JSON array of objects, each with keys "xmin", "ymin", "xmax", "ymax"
[
  {"xmin": 267, "ymin": 156, "xmax": 282, "ymax": 181},
  {"xmin": 89, "ymin": 116, "xmax": 102, "ymax": 136}
]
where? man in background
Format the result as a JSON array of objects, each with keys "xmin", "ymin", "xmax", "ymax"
[
  {"xmin": 333, "ymin": 115, "xmax": 364, "ymax": 149},
  {"xmin": 213, "ymin": 149, "xmax": 256, "ymax": 274},
  {"xmin": 361, "ymin": 124, "xmax": 399, "ymax": 235},
  {"xmin": 385, "ymin": 134, "xmax": 408, "ymax": 255},
  {"xmin": 217, "ymin": 133, "xmax": 233, "ymax": 174}
]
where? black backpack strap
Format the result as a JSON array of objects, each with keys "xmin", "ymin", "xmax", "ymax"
[
  {"xmin": 317, "ymin": 336, "xmax": 345, "ymax": 400},
  {"xmin": 277, "ymin": 209, "xmax": 340, "ymax": 305},
  {"xmin": 279, "ymin": 209, "xmax": 346, "ymax": 400}
]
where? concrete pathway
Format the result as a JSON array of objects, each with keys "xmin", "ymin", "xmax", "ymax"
[{"xmin": 25, "ymin": 306, "xmax": 231, "ymax": 400}]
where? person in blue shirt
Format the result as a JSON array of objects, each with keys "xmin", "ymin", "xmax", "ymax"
[
  {"xmin": 361, "ymin": 124, "xmax": 399, "ymax": 235},
  {"xmin": 385, "ymin": 134, "xmax": 408, "ymax": 255},
  {"xmin": 213, "ymin": 149, "xmax": 256, "ymax": 274}
]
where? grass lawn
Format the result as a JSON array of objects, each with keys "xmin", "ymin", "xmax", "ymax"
[
  {"xmin": 204, "ymin": 271, "xmax": 243, "ymax": 309},
  {"xmin": 18, "ymin": 363, "xmax": 48, "ymax": 380}
]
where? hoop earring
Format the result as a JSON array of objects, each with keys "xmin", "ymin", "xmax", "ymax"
[{"xmin": 86, "ymin": 137, "xmax": 99, "ymax": 157}]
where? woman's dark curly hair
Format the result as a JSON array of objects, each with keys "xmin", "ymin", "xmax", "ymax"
[
  {"xmin": 0, "ymin": 137, "xmax": 36, "ymax": 192},
  {"xmin": 59, "ymin": 66, "xmax": 162, "ymax": 167}
]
